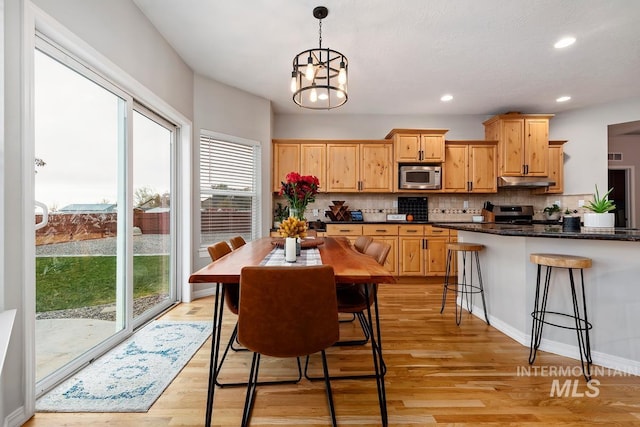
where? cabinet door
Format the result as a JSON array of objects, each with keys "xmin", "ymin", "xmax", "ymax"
[
  {"xmin": 273, "ymin": 144, "xmax": 300, "ymax": 191},
  {"xmin": 300, "ymin": 144, "xmax": 326, "ymax": 192},
  {"xmin": 535, "ymin": 143, "xmax": 564, "ymax": 194},
  {"xmin": 501, "ymin": 119, "xmax": 525, "ymax": 176},
  {"xmin": 360, "ymin": 144, "xmax": 393, "ymax": 192},
  {"xmin": 524, "ymin": 118, "xmax": 549, "ymax": 176},
  {"xmin": 395, "ymin": 134, "xmax": 421, "ymax": 162},
  {"xmin": 425, "ymin": 237, "xmax": 448, "ymax": 276},
  {"xmin": 469, "ymin": 144, "xmax": 497, "ymax": 193},
  {"xmin": 421, "ymin": 134, "xmax": 445, "ymax": 162},
  {"xmin": 375, "ymin": 236, "xmax": 398, "ymax": 275},
  {"xmin": 443, "ymin": 144, "xmax": 469, "ymax": 192},
  {"xmin": 399, "ymin": 237, "xmax": 424, "ymax": 276},
  {"xmin": 326, "ymin": 144, "xmax": 360, "ymax": 192}
]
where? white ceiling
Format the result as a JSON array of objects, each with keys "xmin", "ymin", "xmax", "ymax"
[{"xmin": 133, "ymin": 0, "xmax": 640, "ymax": 116}]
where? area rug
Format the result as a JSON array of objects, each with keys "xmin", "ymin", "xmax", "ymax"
[{"xmin": 36, "ymin": 320, "xmax": 212, "ymax": 412}]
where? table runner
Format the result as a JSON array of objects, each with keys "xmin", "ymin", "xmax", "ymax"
[{"xmin": 260, "ymin": 247, "xmax": 322, "ymax": 266}]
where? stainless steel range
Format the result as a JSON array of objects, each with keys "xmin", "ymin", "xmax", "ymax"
[{"xmin": 492, "ymin": 205, "xmax": 534, "ymax": 224}]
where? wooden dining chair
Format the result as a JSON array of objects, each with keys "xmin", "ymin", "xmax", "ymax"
[
  {"xmin": 238, "ymin": 265, "xmax": 339, "ymax": 427},
  {"xmin": 353, "ymin": 235, "xmax": 373, "ymax": 254},
  {"xmin": 229, "ymin": 235, "xmax": 246, "ymax": 250}
]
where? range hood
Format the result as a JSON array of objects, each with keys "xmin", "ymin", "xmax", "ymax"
[{"xmin": 498, "ymin": 176, "xmax": 556, "ymax": 188}]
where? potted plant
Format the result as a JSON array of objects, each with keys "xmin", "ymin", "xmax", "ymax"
[
  {"xmin": 543, "ymin": 203, "xmax": 561, "ymax": 220},
  {"xmin": 583, "ymin": 185, "xmax": 616, "ymax": 228},
  {"xmin": 273, "ymin": 202, "xmax": 289, "ymax": 228}
]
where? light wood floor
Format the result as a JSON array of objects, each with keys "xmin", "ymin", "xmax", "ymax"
[{"xmin": 25, "ymin": 279, "xmax": 640, "ymax": 426}]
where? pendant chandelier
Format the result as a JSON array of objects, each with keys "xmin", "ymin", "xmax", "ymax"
[{"xmin": 290, "ymin": 6, "xmax": 348, "ymax": 110}]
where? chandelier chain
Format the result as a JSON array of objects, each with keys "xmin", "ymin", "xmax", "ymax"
[{"xmin": 318, "ymin": 19, "xmax": 323, "ymax": 49}]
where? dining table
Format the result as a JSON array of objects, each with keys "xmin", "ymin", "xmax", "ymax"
[{"xmin": 189, "ymin": 236, "xmax": 396, "ymax": 426}]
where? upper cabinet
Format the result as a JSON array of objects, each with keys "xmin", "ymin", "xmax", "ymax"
[
  {"xmin": 533, "ymin": 140, "xmax": 566, "ymax": 195},
  {"xmin": 326, "ymin": 141, "xmax": 393, "ymax": 192},
  {"xmin": 483, "ymin": 114, "xmax": 553, "ymax": 177},
  {"xmin": 272, "ymin": 141, "xmax": 326, "ymax": 192},
  {"xmin": 443, "ymin": 141, "xmax": 498, "ymax": 193},
  {"xmin": 272, "ymin": 143, "xmax": 300, "ymax": 192},
  {"xmin": 386, "ymin": 129, "xmax": 448, "ymax": 163}
]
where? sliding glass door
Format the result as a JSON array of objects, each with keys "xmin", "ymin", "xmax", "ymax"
[{"xmin": 34, "ymin": 42, "xmax": 177, "ymax": 393}]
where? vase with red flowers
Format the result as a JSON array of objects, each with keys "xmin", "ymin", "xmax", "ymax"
[{"xmin": 279, "ymin": 172, "xmax": 320, "ymax": 220}]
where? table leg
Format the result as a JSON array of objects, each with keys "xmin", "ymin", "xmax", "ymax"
[
  {"xmin": 205, "ymin": 283, "xmax": 225, "ymax": 426},
  {"xmin": 365, "ymin": 284, "xmax": 388, "ymax": 426}
]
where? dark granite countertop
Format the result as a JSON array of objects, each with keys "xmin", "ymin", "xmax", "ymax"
[{"xmin": 432, "ymin": 222, "xmax": 640, "ymax": 242}]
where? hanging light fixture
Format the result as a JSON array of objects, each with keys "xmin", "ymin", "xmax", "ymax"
[{"xmin": 291, "ymin": 6, "xmax": 348, "ymax": 110}]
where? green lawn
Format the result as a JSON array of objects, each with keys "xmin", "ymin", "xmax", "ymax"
[{"xmin": 36, "ymin": 255, "xmax": 169, "ymax": 312}]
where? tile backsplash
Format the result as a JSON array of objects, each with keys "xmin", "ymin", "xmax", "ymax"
[{"xmin": 274, "ymin": 190, "xmax": 594, "ymax": 222}]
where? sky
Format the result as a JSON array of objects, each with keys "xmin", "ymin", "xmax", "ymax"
[{"xmin": 34, "ymin": 49, "xmax": 171, "ymax": 211}]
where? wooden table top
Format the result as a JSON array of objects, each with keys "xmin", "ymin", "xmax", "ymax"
[{"xmin": 189, "ymin": 236, "xmax": 396, "ymax": 285}]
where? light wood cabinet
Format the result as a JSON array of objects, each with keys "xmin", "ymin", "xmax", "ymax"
[
  {"xmin": 385, "ymin": 129, "xmax": 448, "ymax": 163},
  {"xmin": 397, "ymin": 225, "xmax": 454, "ymax": 276},
  {"xmin": 272, "ymin": 143, "xmax": 300, "ymax": 191},
  {"xmin": 362, "ymin": 224, "xmax": 398, "ymax": 275},
  {"xmin": 424, "ymin": 225, "xmax": 449, "ymax": 276},
  {"xmin": 443, "ymin": 141, "xmax": 497, "ymax": 193},
  {"xmin": 533, "ymin": 140, "xmax": 566, "ymax": 194},
  {"xmin": 272, "ymin": 141, "xmax": 327, "ymax": 192},
  {"xmin": 326, "ymin": 141, "xmax": 392, "ymax": 192},
  {"xmin": 483, "ymin": 114, "xmax": 553, "ymax": 177},
  {"xmin": 386, "ymin": 129, "xmax": 448, "ymax": 163},
  {"xmin": 300, "ymin": 144, "xmax": 326, "ymax": 192}
]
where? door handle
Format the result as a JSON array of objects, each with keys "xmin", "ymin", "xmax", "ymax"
[{"xmin": 35, "ymin": 201, "xmax": 49, "ymax": 231}]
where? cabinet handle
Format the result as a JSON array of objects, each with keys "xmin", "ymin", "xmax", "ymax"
[
  {"xmin": 432, "ymin": 230, "xmax": 444, "ymax": 233},
  {"xmin": 339, "ymin": 229, "xmax": 351, "ymax": 232},
  {"xmin": 423, "ymin": 239, "xmax": 428, "ymax": 249},
  {"xmin": 406, "ymin": 229, "xmax": 418, "ymax": 233},
  {"xmin": 376, "ymin": 229, "xmax": 387, "ymax": 233}
]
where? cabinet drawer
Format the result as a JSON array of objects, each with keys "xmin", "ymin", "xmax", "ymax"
[
  {"xmin": 362, "ymin": 224, "xmax": 398, "ymax": 236},
  {"xmin": 326, "ymin": 224, "xmax": 363, "ymax": 235},
  {"xmin": 399, "ymin": 225, "xmax": 425, "ymax": 236},
  {"xmin": 425, "ymin": 225, "xmax": 449, "ymax": 237}
]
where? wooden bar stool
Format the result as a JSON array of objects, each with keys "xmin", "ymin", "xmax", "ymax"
[
  {"xmin": 529, "ymin": 253, "xmax": 593, "ymax": 381},
  {"xmin": 440, "ymin": 242, "xmax": 490, "ymax": 326}
]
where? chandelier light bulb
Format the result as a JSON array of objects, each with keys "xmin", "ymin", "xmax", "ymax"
[
  {"xmin": 336, "ymin": 83, "xmax": 345, "ymax": 98},
  {"xmin": 310, "ymin": 86, "xmax": 318, "ymax": 102},
  {"xmin": 318, "ymin": 91, "xmax": 329, "ymax": 100},
  {"xmin": 290, "ymin": 72, "xmax": 297, "ymax": 93},
  {"xmin": 338, "ymin": 61, "xmax": 347, "ymax": 85},
  {"xmin": 305, "ymin": 56, "xmax": 315, "ymax": 81}
]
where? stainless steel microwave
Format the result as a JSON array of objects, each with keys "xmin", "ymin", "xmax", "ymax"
[{"xmin": 399, "ymin": 164, "xmax": 442, "ymax": 190}]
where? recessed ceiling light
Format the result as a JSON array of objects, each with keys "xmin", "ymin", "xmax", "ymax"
[
  {"xmin": 440, "ymin": 94, "xmax": 453, "ymax": 102},
  {"xmin": 554, "ymin": 37, "xmax": 576, "ymax": 49},
  {"xmin": 556, "ymin": 96, "xmax": 571, "ymax": 103}
]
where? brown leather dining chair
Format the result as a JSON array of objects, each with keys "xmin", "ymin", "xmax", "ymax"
[
  {"xmin": 207, "ymin": 240, "xmax": 304, "ymax": 388},
  {"xmin": 305, "ymin": 241, "xmax": 390, "ymax": 425},
  {"xmin": 237, "ymin": 265, "xmax": 339, "ymax": 427},
  {"xmin": 353, "ymin": 235, "xmax": 373, "ymax": 254},
  {"xmin": 229, "ymin": 235, "xmax": 246, "ymax": 250},
  {"xmin": 336, "ymin": 241, "xmax": 391, "ymax": 347}
]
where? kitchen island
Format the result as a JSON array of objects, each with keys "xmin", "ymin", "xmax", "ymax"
[{"xmin": 434, "ymin": 222, "xmax": 640, "ymax": 374}]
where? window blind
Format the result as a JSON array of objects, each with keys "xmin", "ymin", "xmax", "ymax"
[{"xmin": 200, "ymin": 134, "xmax": 260, "ymax": 247}]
